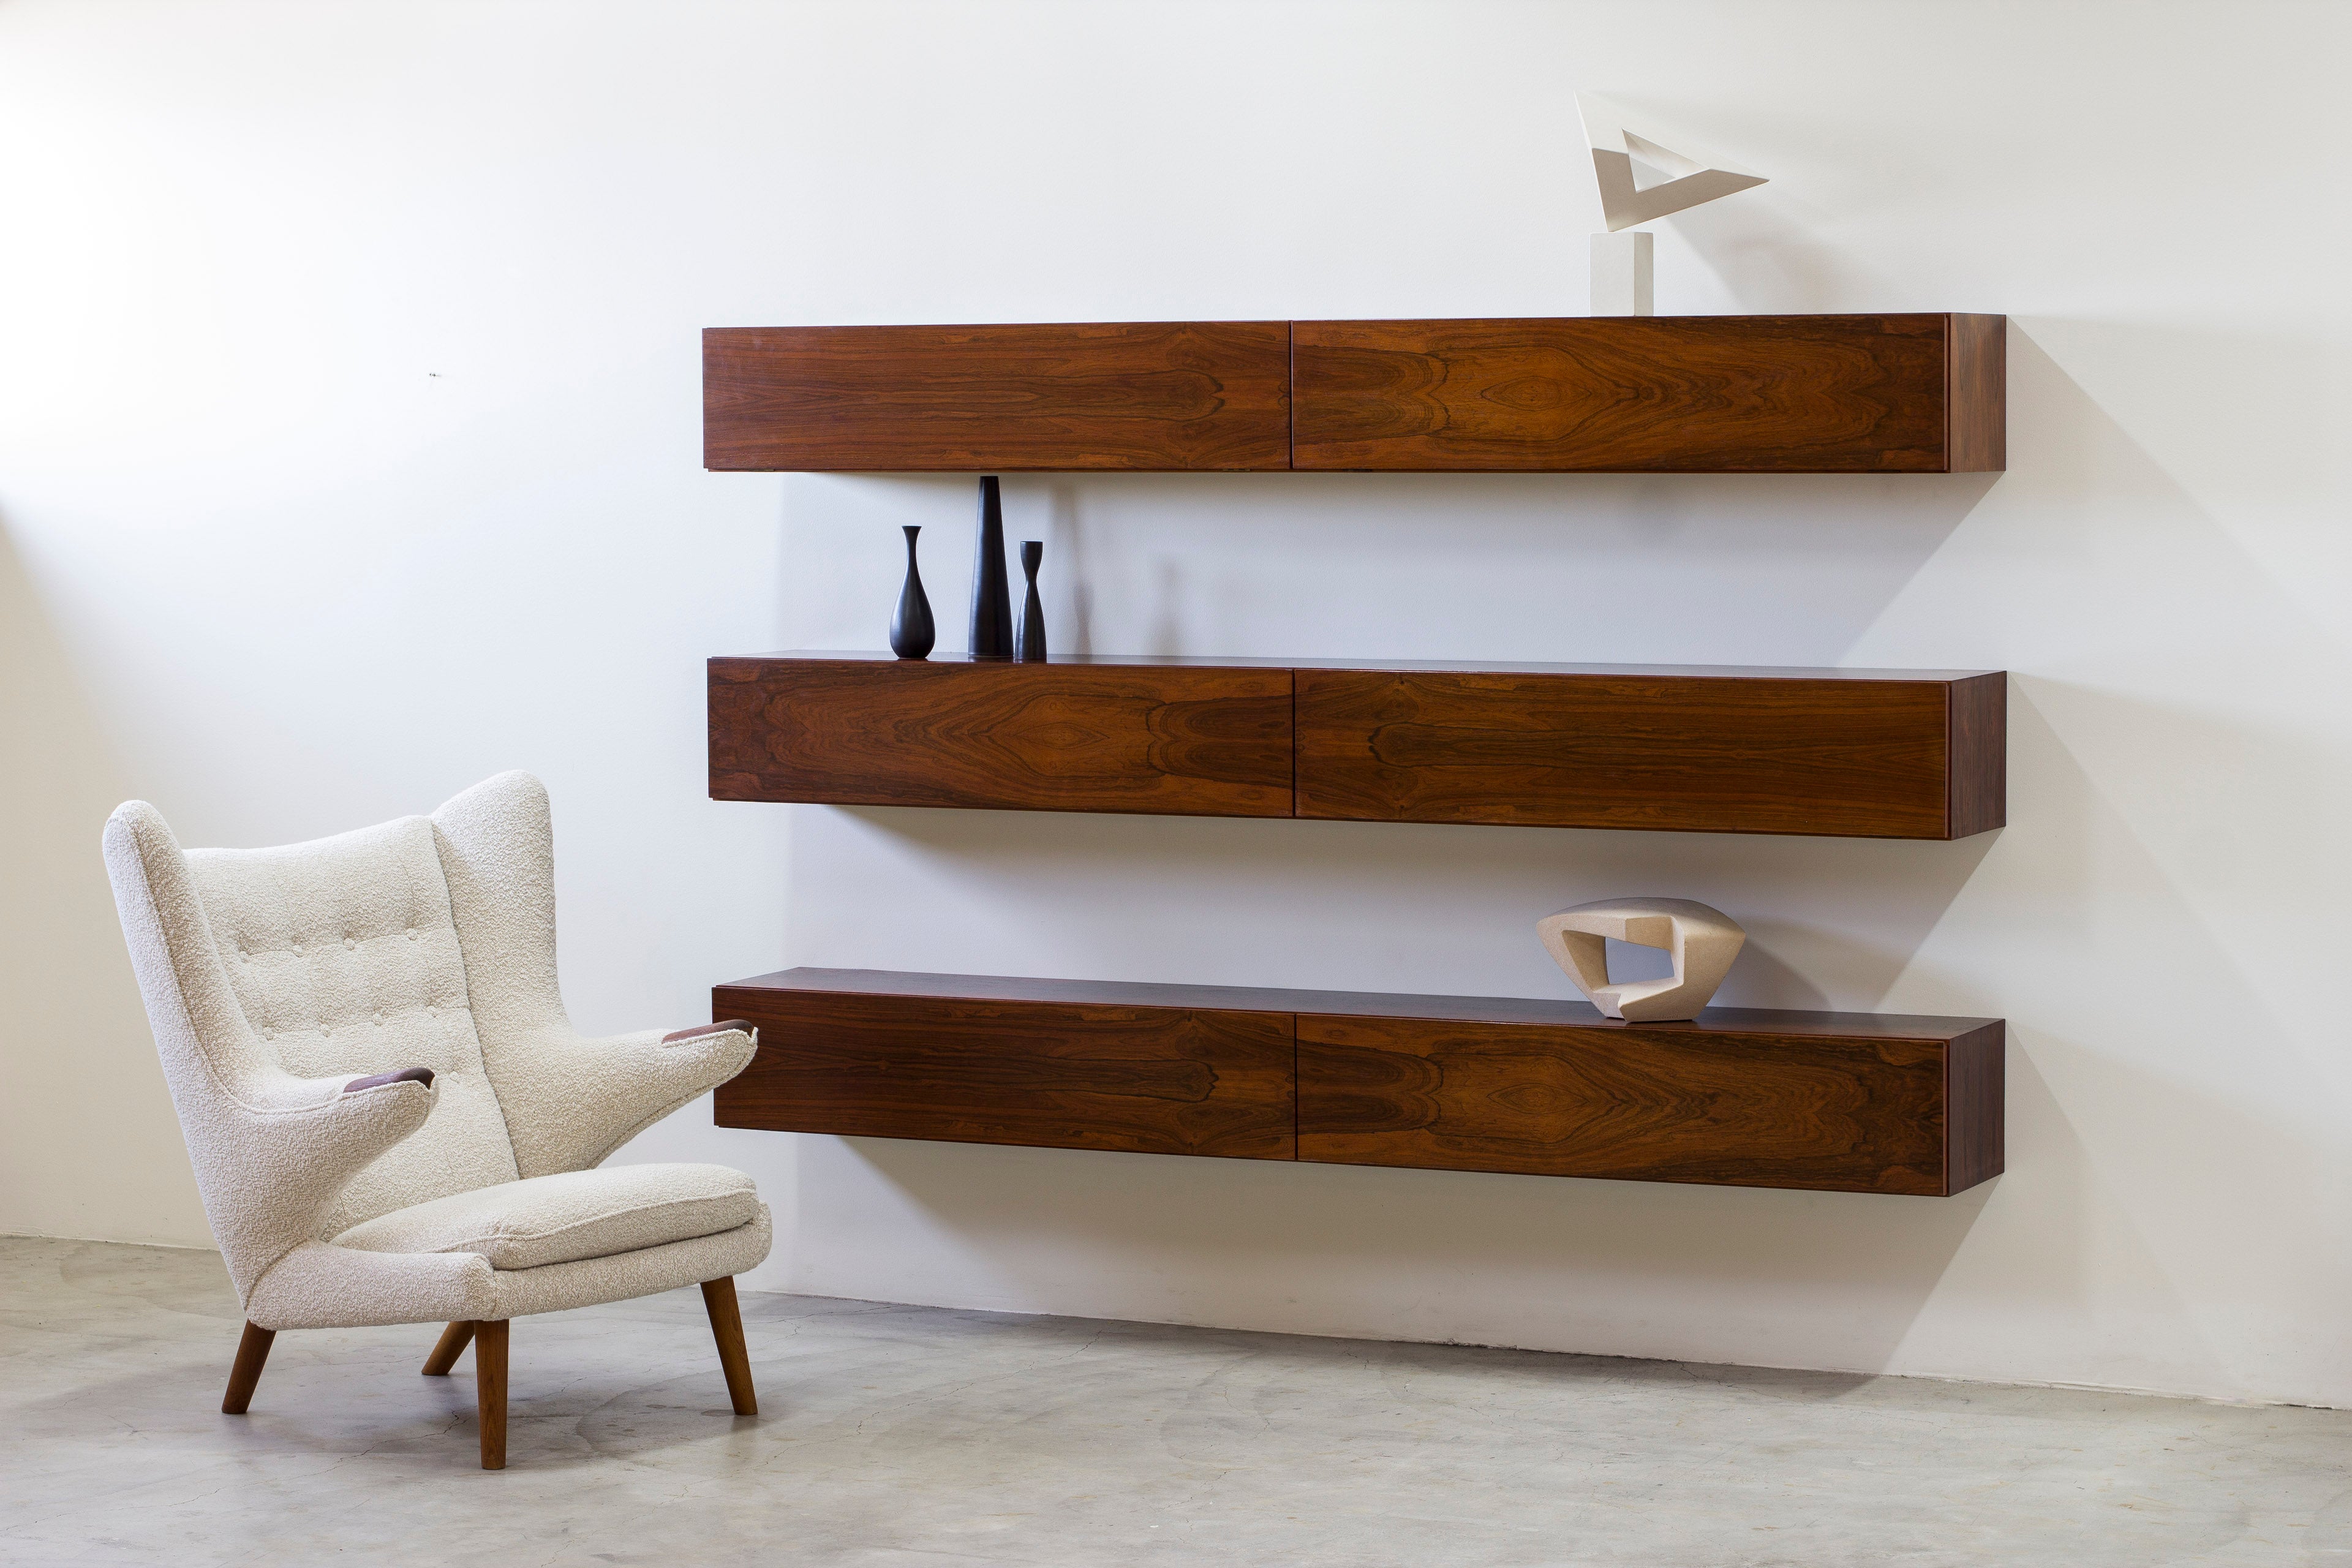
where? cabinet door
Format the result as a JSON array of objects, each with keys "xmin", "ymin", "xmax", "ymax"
[
  {"xmin": 1294, "ymin": 668, "xmax": 1988, "ymax": 838},
  {"xmin": 1291, "ymin": 314, "xmax": 1982, "ymax": 472},
  {"xmin": 704, "ymin": 322, "xmax": 1293, "ymax": 471},
  {"xmin": 710, "ymin": 657, "xmax": 1296, "ymax": 818},
  {"xmin": 1295, "ymin": 1013, "xmax": 1961, "ymax": 1194},
  {"xmin": 714, "ymin": 987, "xmax": 1297, "ymax": 1160}
]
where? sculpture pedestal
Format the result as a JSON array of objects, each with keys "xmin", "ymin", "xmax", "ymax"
[{"xmin": 1590, "ymin": 231, "xmax": 1654, "ymax": 317}]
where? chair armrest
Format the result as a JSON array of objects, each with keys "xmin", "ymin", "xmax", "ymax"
[
  {"xmin": 487, "ymin": 1023, "xmax": 758, "ymax": 1178},
  {"xmin": 203, "ymin": 1068, "xmax": 439, "ymax": 1282}
]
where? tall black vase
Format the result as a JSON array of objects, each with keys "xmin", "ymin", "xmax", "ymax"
[
  {"xmin": 968, "ymin": 475, "xmax": 1013, "ymax": 658},
  {"xmin": 889, "ymin": 525, "xmax": 934, "ymax": 659},
  {"xmin": 1017, "ymin": 540, "xmax": 1047, "ymax": 661}
]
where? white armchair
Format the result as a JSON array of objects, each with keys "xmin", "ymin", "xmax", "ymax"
[{"xmin": 101, "ymin": 771, "xmax": 769, "ymax": 1468}]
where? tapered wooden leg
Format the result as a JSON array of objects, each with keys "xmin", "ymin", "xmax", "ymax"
[
  {"xmin": 421, "ymin": 1320, "xmax": 475, "ymax": 1376},
  {"xmin": 475, "ymin": 1319, "xmax": 508, "ymax": 1470},
  {"xmin": 221, "ymin": 1322, "xmax": 275, "ymax": 1414},
  {"xmin": 700, "ymin": 1277, "xmax": 757, "ymax": 1416}
]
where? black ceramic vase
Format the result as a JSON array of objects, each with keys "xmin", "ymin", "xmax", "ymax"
[
  {"xmin": 968, "ymin": 475, "xmax": 1013, "ymax": 658},
  {"xmin": 1017, "ymin": 540, "xmax": 1046, "ymax": 661},
  {"xmin": 889, "ymin": 525, "xmax": 934, "ymax": 659}
]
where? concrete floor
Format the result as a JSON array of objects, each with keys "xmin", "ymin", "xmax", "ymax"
[{"xmin": 3, "ymin": 1237, "xmax": 2348, "ymax": 1566}]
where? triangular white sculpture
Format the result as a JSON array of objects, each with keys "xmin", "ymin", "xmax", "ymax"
[{"xmin": 1577, "ymin": 94, "xmax": 1766, "ymax": 231}]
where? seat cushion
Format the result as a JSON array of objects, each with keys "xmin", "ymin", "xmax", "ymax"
[{"xmin": 331, "ymin": 1164, "xmax": 760, "ymax": 1271}]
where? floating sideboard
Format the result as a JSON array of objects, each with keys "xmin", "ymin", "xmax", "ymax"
[
  {"xmin": 712, "ymin": 968, "xmax": 2005, "ymax": 1196},
  {"xmin": 709, "ymin": 652, "xmax": 2007, "ymax": 839},
  {"xmin": 703, "ymin": 314, "xmax": 2004, "ymax": 473}
]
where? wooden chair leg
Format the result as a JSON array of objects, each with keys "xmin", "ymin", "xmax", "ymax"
[
  {"xmin": 475, "ymin": 1319, "xmax": 508, "ymax": 1470},
  {"xmin": 700, "ymin": 1276, "xmax": 757, "ymax": 1416},
  {"xmin": 221, "ymin": 1322, "xmax": 275, "ymax": 1414},
  {"xmin": 421, "ymin": 1320, "xmax": 475, "ymax": 1376}
]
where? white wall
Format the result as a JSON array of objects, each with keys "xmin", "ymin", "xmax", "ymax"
[{"xmin": 6, "ymin": 0, "xmax": 2350, "ymax": 1405}]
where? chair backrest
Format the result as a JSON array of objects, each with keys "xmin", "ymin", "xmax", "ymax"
[{"xmin": 179, "ymin": 813, "xmax": 522, "ymax": 1237}]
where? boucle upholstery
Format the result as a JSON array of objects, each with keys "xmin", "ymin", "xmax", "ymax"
[
  {"xmin": 246, "ymin": 1211, "xmax": 774, "ymax": 1330},
  {"xmin": 333, "ymin": 1163, "xmax": 760, "ymax": 1270},
  {"xmin": 101, "ymin": 772, "xmax": 769, "ymax": 1330},
  {"xmin": 431, "ymin": 774, "xmax": 757, "ymax": 1178},
  {"xmin": 184, "ymin": 814, "xmax": 520, "ymax": 1235}
]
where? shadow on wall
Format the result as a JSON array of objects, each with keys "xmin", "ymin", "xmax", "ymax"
[{"xmin": 0, "ymin": 514, "xmax": 209, "ymax": 1246}]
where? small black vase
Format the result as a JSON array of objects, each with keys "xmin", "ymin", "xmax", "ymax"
[
  {"xmin": 968, "ymin": 475, "xmax": 1013, "ymax": 659},
  {"xmin": 1017, "ymin": 540, "xmax": 1046, "ymax": 661},
  {"xmin": 889, "ymin": 525, "xmax": 934, "ymax": 659}
]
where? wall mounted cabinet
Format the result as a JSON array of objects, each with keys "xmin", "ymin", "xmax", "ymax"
[
  {"xmin": 1290, "ymin": 314, "xmax": 2005, "ymax": 472},
  {"xmin": 712, "ymin": 968, "xmax": 2005, "ymax": 1196},
  {"xmin": 703, "ymin": 322, "xmax": 1293, "ymax": 472},
  {"xmin": 709, "ymin": 653, "xmax": 2006, "ymax": 839},
  {"xmin": 703, "ymin": 314, "xmax": 2004, "ymax": 473}
]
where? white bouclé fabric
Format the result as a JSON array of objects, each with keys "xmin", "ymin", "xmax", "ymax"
[
  {"xmin": 333, "ymin": 1163, "xmax": 760, "ymax": 1270},
  {"xmin": 102, "ymin": 773, "xmax": 769, "ymax": 1330}
]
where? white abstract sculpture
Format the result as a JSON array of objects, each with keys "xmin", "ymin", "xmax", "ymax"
[
  {"xmin": 1576, "ymin": 94, "xmax": 1768, "ymax": 316},
  {"xmin": 1537, "ymin": 897, "xmax": 1747, "ymax": 1022}
]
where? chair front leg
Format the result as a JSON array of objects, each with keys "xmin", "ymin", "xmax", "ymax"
[
  {"xmin": 475, "ymin": 1319, "xmax": 508, "ymax": 1469},
  {"xmin": 222, "ymin": 1322, "xmax": 275, "ymax": 1414},
  {"xmin": 422, "ymin": 1320, "xmax": 475, "ymax": 1376},
  {"xmin": 700, "ymin": 1277, "xmax": 757, "ymax": 1416}
]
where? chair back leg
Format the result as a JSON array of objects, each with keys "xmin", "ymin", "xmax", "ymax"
[
  {"xmin": 221, "ymin": 1322, "xmax": 275, "ymax": 1414},
  {"xmin": 475, "ymin": 1319, "xmax": 508, "ymax": 1469},
  {"xmin": 700, "ymin": 1277, "xmax": 758, "ymax": 1415},
  {"xmin": 422, "ymin": 1320, "xmax": 476, "ymax": 1376}
]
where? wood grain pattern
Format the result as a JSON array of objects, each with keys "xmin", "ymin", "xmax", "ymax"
[
  {"xmin": 713, "ymin": 654, "xmax": 2005, "ymax": 839},
  {"xmin": 1946, "ymin": 314, "xmax": 2007, "ymax": 473},
  {"xmin": 1295, "ymin": 1013, "xmax": 1969, "ymax": 1194},
  {"xmin": 1943, "ymin": 1020, "xmax": 2006, "ymax": 1194},
  {"xmin": 715, "ymin": 969, "xmax": 2003, "ymax": 1195},
  {"xmin": 700, "ymin": 1278, "xmax": 757, "ymax": 1416},
  {"xmin": 221, "ymin": 1322, "xmax": 274, "ymax": 1414},
  {"xmin": 1294, "ymin": 668, "xmax": 1970, "ymax": 839},
  {"xmin": 713, "ymin": 984, "xmax": 1297, "ymax": 1160},
  {"xmin": 1291, "ymin": 314, "xmax": 1976, "ymax": 472},
  {"xmin": 709, "ymin": 655, "xmax": 1295, "ymax": 817},
  {"xmin": 1946, "ymin": 672, "xmax": 2008, "ymax": 837},
  {"xmin": 421, "ymin": 1319, "xmax": 475, "ymax": 1376},
  {"xmin": 474, "ymin": 1318, "xmax": 508, "ymax": 1471},
  {"xmin": 703, "ymin": 322, "xmax": 1292, "ymax": 471}
]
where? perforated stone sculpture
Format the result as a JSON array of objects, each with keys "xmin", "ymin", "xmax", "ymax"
[{"xmin": 1537, "ymin": 897, "xmax": 1747, "ymax": 1022}]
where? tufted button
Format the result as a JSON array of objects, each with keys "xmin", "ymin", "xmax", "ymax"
[
  {"xmin": 320, "ymin": 1025, "xmax": 331, "ymax": 1037},
  {"xmin": 292, "ymin": 942, "xmax": 303, "ymax": 955},
  {"xmin": 344, "ymin": 935, "xmax": 356, "ymax": 949},
  {"xmin": 407, "ymin": 928, "xmax": 420, "ymax": 941},
  {"xmin": 261, "ymin": 1028, "xmax": 274, "ymax": 1040},
  {"xmin": 373, "ymin": 1011, "xmax": 385, "ymax": 1025}
]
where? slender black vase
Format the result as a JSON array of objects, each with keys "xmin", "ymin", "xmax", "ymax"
[
  {"xmin": 889, "ymin": 525, "xmax": 934, "ymax": 659},
  {"xmin": 968, "ymin": 475, "xmax": 1013, "ymax": 658},
  {"xmin": 1017, "ymin": 540, "xmax": 1046, "ymax": 661}
]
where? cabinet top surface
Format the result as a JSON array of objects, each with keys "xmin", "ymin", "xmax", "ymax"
[
  {"xmin": 715, "ymin": 650, "xmax": 2002, "ymax": 682},
  {"xmin": 719, "ymin": 967, "xmax": 2002, "ymax": 1041},
  {"xmin": 707, "ymin": 314, "xmax": 2000, "ymax": 332}
]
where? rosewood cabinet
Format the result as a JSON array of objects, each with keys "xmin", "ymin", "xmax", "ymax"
[
  {"xmin": 707, "ymin": 654, "xmax": 1295, "ymax": 818},
  {"xmin": 1291, "ymin": 314, "xmax": 2005, "ymax": 473},
  {"xmin": 709, "ymin": 654, "xmax": 2005, "ymax": 840},
  {"xmin": 703, "ymin": 322, "xmax": 1292, "ymax": 472},
  {"xmin": 713, "ymin": 969, "xmax": 2005, "ymax": 1196},
  {"xmin": 703, "ymin": 315, "xmax": 2005, "ymax": 473},
  {"xmin": 1294, "ymin": 665, "xmax": 2006, "ymax": 838}
]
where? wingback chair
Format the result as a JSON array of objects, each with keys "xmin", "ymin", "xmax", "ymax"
[{"xmin": 101, "ymin": 771, "xmax": 769, "ymax": 1468}]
